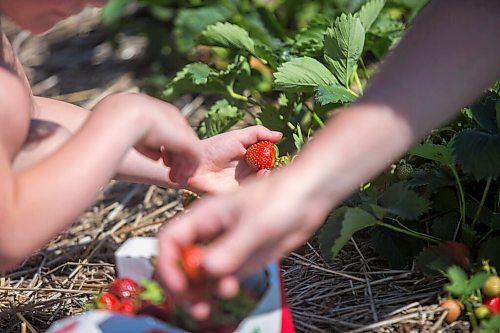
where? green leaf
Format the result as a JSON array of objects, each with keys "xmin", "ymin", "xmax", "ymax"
[
  {"xmin": 478, "ymin": 236, "xmax": 500, "ymax": 271},
  {"xmin": 408, "ymin": 167, "xmax": 455, "ymax": 195},
  {"xmin": 292, "ymin": 17, "xmax": 330, "ymax": 56},
  {"xmin": 369, "ymin": 204, "xmax": 386, "ymax": 220},
  {"xmin": 431, "ymin": 213, "xmax": 459, "ymax": 241},
  {"xmin": 378, "ymin": 182, "xmax": 430, "ymax": 220},
  {"xmin": 293, "ymin": 125, "xmax": 305, "ymax": 151},
  {"xmin": 200, "ymin": 22, "xmax": 255, "ymax": 54},
  {"xmin": 324, "ymin": 13, "xmax": 365, "ymax": 86},
  {"xmin": 273, "ymin": 57, "xmax": 338, "ymax": 93},
  {"xmin": 139, "ymin": 279, "xmax": 164, "ymax": 304},
  {"xmin": 444, "ymin": 267, "xmax": 488, "ymax": 298},
  {"xmin": 468, "ymin": 272, "xmax": 490, "ymax": 293},
  {"xmin": 461, "ymin": 224, "xmax": 478, "ymax": 248},
  {"xmin": 452, "ymin": 129, "xmax": 500, "ymax": 180},
  {"xmin": 357, "ymin": 0, "xmax": 386, "ymax": 31},
  {"xmin": 431, "ymin": 187, "xmax": 459, "ymax": 212},
  {"xmin": 319, "ymin": 207, "xmax": 347, "ymax": 260},
  {"xmin": 257, "ymin": 105, "xmax": 287, "ymax": 132},
  {"xmin": 444, "ymin": 266, "xmax": 470, "ymax": 297},
  {"xmin": 364, "ymin": 13, "xmax": 404, "ymax": 58},
  {"xmin": 319, "ymin": 207, "xmax": 377, "ymax": 259},
  {"xmin": 491, "ymin": 213, "xmax": 500, "ymax": 230},
  {"xmin": 315, "ymin": 85, "xmax": 356, "ymax": 105},
  {"xmin": 409, "ymin": 143, "xmax": 454, "ymax": 167},
  {"xmin": 470, "ymin": 90, "xmax": 500, "ymax": 134},
  {"xmin": 197, "ymin": 99, "xmax": 243, "ymax": 138},
  {"xmin": 102, "ymin": 0, "xmax": 132, "ymax": 24},
  {"xmin": 416, "ymin": 243, "xmax": 470, "ymax": 275},
  {"xmin": 174, "ymin": 6, "xmax": 234, "ymax": 53},
  {"xmin": 372, "ymin": 225, "xmax": 424, "ymax": 268},
  {"xmin": 331, "ymin": 207, "xmax": 377, "ymax": 257},
  {"xmin": 479, "ymin": 314, "xmax": 500, "ymax": 333},
  {"xmin": 164, "ymin": 57, "xmax": 249, "ymax": 100}
]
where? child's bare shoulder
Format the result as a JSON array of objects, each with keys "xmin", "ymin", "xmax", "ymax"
[{"xmin": 0, "ymin": 29, "xmax": 33, "ymax": 157}]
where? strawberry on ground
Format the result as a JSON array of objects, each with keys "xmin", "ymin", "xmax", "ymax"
[{"xmin": 245, "ymin": 141, "xmax": 277, "ymax": 170}]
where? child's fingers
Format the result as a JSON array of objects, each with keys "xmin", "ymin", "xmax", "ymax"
[
  {"xmin": 234, "ymin": 126, "xmax": 282, "ymax": 147},
  {"xmin": 135, "ymin": 146, "xmax": 162, "ymax": 160},
  {"xmin": 256, "ymin": 169, "xmax": 271, "ymax": 177}
]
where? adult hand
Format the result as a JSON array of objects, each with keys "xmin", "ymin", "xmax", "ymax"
[
  {"xmin": 157, "ymin": 166, "xmax": 331, "ymax": 318},
  {"xmin": 186, "ymin": 125, "xmax": 282, "ymax": 194}
]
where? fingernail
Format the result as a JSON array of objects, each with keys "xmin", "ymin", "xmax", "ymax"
[{"xmin": 271, "ymin": 131, "xmax": 282, "ymax": 137}]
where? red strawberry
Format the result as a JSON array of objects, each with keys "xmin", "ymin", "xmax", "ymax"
[
  {"xmin": 96, "ymin": 292, "xmax": 120, "ymax": 311},
  {"xmin": 118, "ymin": 298, "xmax": 137, "ymax": 315},
  {"xmin": 180, "ymin": 245, "xmax": 205, "ymax": 283},
  {"xmin": 484, "ymin": 296, "xmax": 500, "ymax": 315},
  {"xmin": 245, "ymin": 141, "xmax": 277, "ymax": 170},
  {"xmin": 110, "ymin": 277, "xmax": 141, "ymax": 299}
]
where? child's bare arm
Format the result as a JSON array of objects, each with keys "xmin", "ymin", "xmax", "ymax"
[
  {"xmin": 18, "ymin": 97, "xmax": 282, "ymax": 193},
  {"xmin": 15, "ymin": 96, "xmax": 181, "ymax": 188},
  {"xmin": 0, "ymin": 90, "xmax": 201, "ymax": 271}
]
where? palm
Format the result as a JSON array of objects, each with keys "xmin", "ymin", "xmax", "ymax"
[{"xmin": 187, "ymin": 133, "xmax": 256, "ymax": 194}]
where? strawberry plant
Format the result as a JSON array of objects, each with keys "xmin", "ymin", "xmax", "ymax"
[{"xmin": 439, "ymin": 265, "xmax": 500, "ymax": 332}]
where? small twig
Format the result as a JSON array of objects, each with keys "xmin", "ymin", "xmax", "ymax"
[
  {"xmin": 15, "ymin": 313, "xmax": 38, "ymax": 333},
  {"xmin": 0, "ymin": 286, "xmax": 97, "ymax": 294},
  {"xmin": 351, "ymin": 238, "xmax": 378, "ymax": 322},
  {"xmin": 290, "ymin": 252, "xmax": 365, "ymax": 282}
]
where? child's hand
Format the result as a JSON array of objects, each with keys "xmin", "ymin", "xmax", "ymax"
[
  {"xmin": 185, "ymin": 126, "xmax": 282, "ymax": 194},
  {"xmin": 95, "ymin": 93, "xmax": 203, "ymax": 186}
]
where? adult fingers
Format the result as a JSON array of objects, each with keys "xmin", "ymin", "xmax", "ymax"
[
  {"xmin": 157, "ymin": 198, "xmax": 234, "ymax": 293},
  {"xmin": 202, "ymin": 221, "xmax": 267, "ymax": 278}
]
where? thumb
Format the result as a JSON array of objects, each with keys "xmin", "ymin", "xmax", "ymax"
[{"xmin": 202, "ymin": 225, "xmax": 260, "ymax": 277}]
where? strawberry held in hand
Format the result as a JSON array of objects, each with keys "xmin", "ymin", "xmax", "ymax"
[
  {"xmin": 180, "ymin": 245, "xmax": 205, "ymax": 283},
  {"xmin": 245, "ymin": 141, "xmax": 278, "ymax": 170}
]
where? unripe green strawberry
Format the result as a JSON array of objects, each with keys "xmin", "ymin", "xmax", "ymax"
[
  {"xmin": 474, "ymin": 305, "xmax": 490, "ymax": 320},
  {"xmin": 245, "ymin": 141, "xmax": 277, "ymax": 170},
  {"xmin": 396, "ymin": 163, "xmax": 414, "ymax": 180}
]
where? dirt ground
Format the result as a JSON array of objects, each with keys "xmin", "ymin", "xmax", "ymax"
[{"xmin": 0, "ymin": 8, "xmax": 468, "ymax": 333}]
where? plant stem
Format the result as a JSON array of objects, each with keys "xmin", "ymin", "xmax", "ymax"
[
  {"xmin": 471, "ymin": 176, "xmax": 493, "ymax": 228},
  {"xmin": 377, "ymin": 222, "xmax": 440, "ymax": 243},
  {"xmin": 465, "ymin": 301, "xmax": 478, "ymax": 331},
  {"xmin": 359, "ymin": 58, "xmax": 369, "ymax": 80},
  {"xmin": 304, "ymin": 104, "xmax": 325, "ymax": 128},
  {"xmin": 353, "ymin": 70, "xmax": 364, "ymax": 95},
  {"xmin": 477, "ymin": 229, "xmax": 493, "ymax": 246},
  {"xmin": 451, "ymin": 166, "xmax": 466, "ymax": 240},
  {"xmin": 226, "ymin": 85, "xmax": 248, "ymax": 102}
]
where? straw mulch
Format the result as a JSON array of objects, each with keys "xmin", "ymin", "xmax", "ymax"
[{"xmin": 0, "ymin": 8, "xmax": 470, "ymax": 333}]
